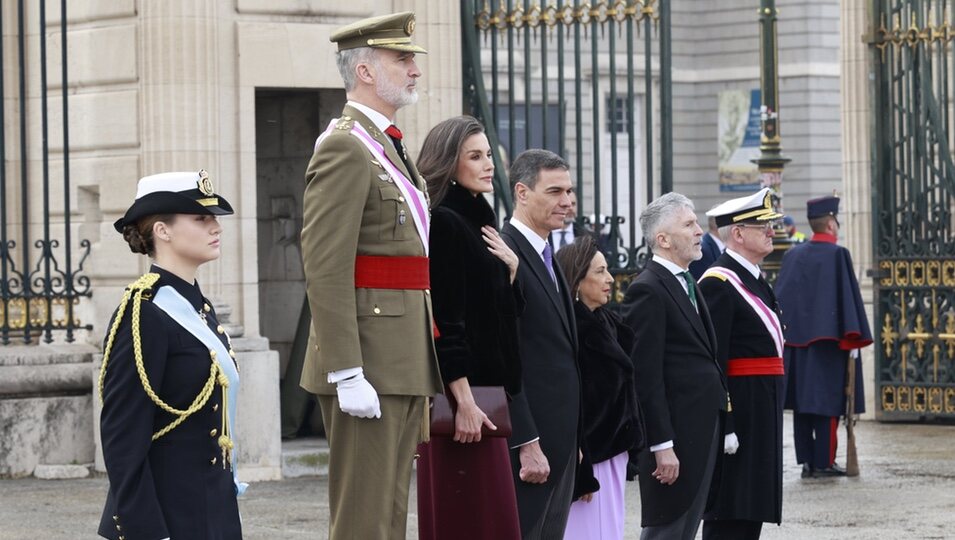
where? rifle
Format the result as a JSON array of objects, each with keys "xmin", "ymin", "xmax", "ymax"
[{"xmin": 845, "ymin": 349, "xmax": 859, "ymax": 477}]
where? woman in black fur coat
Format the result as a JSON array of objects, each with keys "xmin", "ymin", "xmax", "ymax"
[
  {"xmin": 415, "ymin": 116, "xmax": 523, "ymax": 540},
  {"xmin": 556, "ymin": 235, "xmax": 646, "ymax": 539}
]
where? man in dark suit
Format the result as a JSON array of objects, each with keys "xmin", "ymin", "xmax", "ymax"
[
  {"xmin": 689, "ymin": 213, "xmax": 725, "ymax": 279},
  {"xmin": 623, "ymin": 192, "xmax": 728, "ymax": 540},
  {"xmin": 501, "ymin": 149, "xmax": 581, "ymax": 538},
  {"xmin": 698, "ymin": 188, "xmax": 785, "ymax": 540}
]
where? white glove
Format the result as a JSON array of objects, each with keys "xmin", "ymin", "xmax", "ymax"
[
  {"xmin": 724, "ymin": 432, "xmax": 740, "ymax": 455},
  {"xmin": 335, "ymin": 372, "xmax": 381, "ymax": 419}
]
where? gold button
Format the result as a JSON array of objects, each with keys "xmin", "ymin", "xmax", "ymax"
[
  {"xmin": 229, "ymin": 350, "xmax": 236, "ymax": 358},
  {"xmin": 217, "ymin": 325, "xmax": 224, "ymax": 334},
  {"xmin": 373, "ymin": 307, "xmax": 381, "ymax": 315},
  {"xmin": 211, "ymin": 457, "xmax": 217, "ymax": 465},
  {"xmin": 425, "ymin": 290, "xmax": 430, "ymax": 295},
  {"xmin": 119, "ymin": 537, "xmax": 125, "ymax": 540},
  {"xmin": 398, "ymin": 196, "xmax": 405, "ymax": 202},
  {"xmin": 204, "ymin": 304, "xmax": 211, "ymax": 312},
  {"xmin": 209, "ymin": 349, "xmax": 217, "ymax": 357},
  {"xmin": 116, "ymin": 525, "xmax": 122, "ymax": 531},
  {"xmin": 210, "ymin": 428, "xmax": 218, "ymax": 437},
  {"xmin": 112, "ymin": 515, "xmax": 119, "ymax": 522},
  {"xmin": 212, "ymin": 403, "xmax": 219, "ymax": 412}
]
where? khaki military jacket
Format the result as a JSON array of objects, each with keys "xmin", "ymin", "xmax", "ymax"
[{"xmin": 300, "ymin": 104, "xmax": 442, "ymax": 396}]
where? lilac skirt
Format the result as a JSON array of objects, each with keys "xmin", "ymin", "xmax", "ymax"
[{"xmin": 563, "ymin": 451, "xmax": 629, "ymax": 540}]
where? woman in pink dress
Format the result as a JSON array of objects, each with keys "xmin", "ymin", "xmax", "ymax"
[{"xmin": 556, "ymin": 236, "xmax": 646, "ymax": 539}]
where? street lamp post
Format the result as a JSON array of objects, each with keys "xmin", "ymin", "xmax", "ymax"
[{"xmin": 752, "ymin": 0, "xmax": 792, "ymax": 281}]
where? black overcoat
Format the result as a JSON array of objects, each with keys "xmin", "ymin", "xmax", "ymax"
[
  {"xmin": 429, "ymin": 185, "xmax": 523, "ymax": 394},
  {"xmin": 698, "ymin": 253, "xmax": 784, "ymax": 524},
  {"xmin": 98, "ymin": 266, "xmax": 241, "ymax": 540},
  {"xmin": 501, "ymin": 221, "xmax": 581, "ymax": 535},
  {"xmin": 622, "ymin": 259, "xmax": 727, "ymax": 527},
  {"xmin": 574, "ymin": 303, "xmax": 646, "ymax": 463}
]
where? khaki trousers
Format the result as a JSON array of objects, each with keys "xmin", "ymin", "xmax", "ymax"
[{"xmin": 319, "ymin": 394, "xmax": 427, "ymax": 540}]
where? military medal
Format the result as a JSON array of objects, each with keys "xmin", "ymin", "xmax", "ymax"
[{"xmin": 398, "ymin": 209, "xmax": 407, "ymax": 225}]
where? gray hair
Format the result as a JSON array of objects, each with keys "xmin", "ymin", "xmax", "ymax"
[
  {"xmin": 640, "ymin": 192, "xmax": 695, "ymax": 250},
  {"xmin": 509, "ymin": 149, "xmax": 569, "ymax": 193},
  {"xmin": 718, "ymin": 224, "xmax": 735, "ymax": 244},
  {"xmin": 336, "ymin": 47, "xmax": 377, "ymax": 92}
]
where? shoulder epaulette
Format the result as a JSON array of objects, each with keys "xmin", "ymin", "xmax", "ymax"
[
  {"xmin": 700, "ymin": 271, "xmax": 727, "ymax": 282},
  {"xmin": 335, "ymin": 115, "xmax": 354, "ymax": 130},
  {"xmin": 126, "ymin": 272, "xmax": 161, "ymax": 294}
]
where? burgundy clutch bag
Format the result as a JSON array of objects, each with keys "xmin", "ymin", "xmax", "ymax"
[{"xmin": 430, "ymin": 386, "xmax": 512, "ymax": 438}]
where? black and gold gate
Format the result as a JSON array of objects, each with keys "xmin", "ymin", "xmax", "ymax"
[
  {"xmin": 870, "ymin": 0, "xmax": 955, "ymax": 419},
  {"xmin": 461, "ymin": 0, "xmax": 673, "ymax": 295}
]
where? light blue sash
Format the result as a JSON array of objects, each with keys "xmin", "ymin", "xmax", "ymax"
[{"xmin": 153, "ymin": 285, "xmax": 247, "ymax": 496}]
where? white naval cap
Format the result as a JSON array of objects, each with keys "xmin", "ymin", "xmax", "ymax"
[
  {"xmin": 114, "ymin": 169, "xmax": 234, "ymax": 233},
  {"xmin": 706, "ymin": 187, "xmax": 783, "ymax": 228}
]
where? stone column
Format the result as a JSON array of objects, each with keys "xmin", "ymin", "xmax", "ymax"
[
  {"xmin": 391, "ymin": 0, "xmax": 463, "ymax": 160},
  {"xmin": 840, "ymin": 0, "xmax": 875, "ymax": 418}
]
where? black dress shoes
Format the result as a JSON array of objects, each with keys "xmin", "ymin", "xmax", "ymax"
[
  {"xmin": 814, "ymin": 463, "xmax": 848, "ymax": 477},
  {"xmin": 801, "ymin": 462, "xmax": 848, "ymax": 478}
]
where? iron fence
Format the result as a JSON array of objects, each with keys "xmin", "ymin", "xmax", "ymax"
[
  {"xmin": 869, "ymin": 0, "xmax": 955, "ymax": 419},
  {"xmin": 0, "ymin": 0, "xmax": 90, "ymax": 344},
  {"xmin": 462, "ymin": 0, "xmax": 673, "ymax": 298}
]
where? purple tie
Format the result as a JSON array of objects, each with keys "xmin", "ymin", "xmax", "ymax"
[{"xmin": 542, "ymin": 243, "xmax": 557, "ymax": 284}]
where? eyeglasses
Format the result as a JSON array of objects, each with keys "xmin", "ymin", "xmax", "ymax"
[{"xmin": 736, "ymin": 222, "xmax": 778, "ymax": 233}]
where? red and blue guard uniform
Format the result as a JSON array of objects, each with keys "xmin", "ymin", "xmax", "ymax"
[{"xmin": 775, "ymin": 232, "xmax": 872, "ymax": 471}]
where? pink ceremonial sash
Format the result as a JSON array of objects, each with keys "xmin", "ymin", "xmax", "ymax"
[
  {"xmin": 702, "ymin": 266, "xmax": 784, "ymax": 356},
  {"xmin": 313, "ymin": 119, "xmax": 430, "ymax": 255}
]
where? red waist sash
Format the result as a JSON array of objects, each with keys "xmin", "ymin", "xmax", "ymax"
[
  {"xmin": 354, "ymin": 255, "xmax": 430, "ymax": 290},
  {"xmin": 353, "ymin": 255, "xmax": 438, "ymax": 338},
  {"xmin": 727, "ymin": 356, "xmax": 784, "ymax": 377}
]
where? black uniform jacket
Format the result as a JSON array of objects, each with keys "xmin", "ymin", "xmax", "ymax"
[
  {"xmin": 429, "ymin": 184, "xmax": 524, "ymax": 394},
  {"xmin": 98, "ymin": 266, "xmax": 241, "ymax": 540},
  {"xmin": 502, "ymin": 221, "xmax": 581, "ymax": 535},
  {"xmin": 699, "ymin": 252, "xmax": 784, "ymax": 524},
  {"xmin": 623, "ymin": 260, "xmax": 727, "ymax": 527}
]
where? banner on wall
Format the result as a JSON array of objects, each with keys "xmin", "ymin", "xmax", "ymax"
[{"xmin": 718, "ymin": 89, "xmax": 762, "ymax": 192}]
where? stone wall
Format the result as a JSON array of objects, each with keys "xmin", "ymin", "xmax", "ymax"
[{"xmin": 0, "ymin": 345, "xmax": 96, "ymax": 477}]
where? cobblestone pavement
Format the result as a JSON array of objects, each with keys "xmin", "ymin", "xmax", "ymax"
[{"xmin": 2, "ymin": 415, "xmax": 953, "ymax": 539}]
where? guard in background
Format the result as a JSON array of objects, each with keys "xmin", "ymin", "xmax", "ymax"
[
  {"xmin": 699, "ymin": 188, "xmax": 785, "ymax": 540},
  {"xmin": 774, "ymin": 196, "xmax": 872, "ymax": 477},
  {"xmin": 300, "ymin": 11, "xmax": 442, "ymax": 540},
  {"xmin": 99, "ymin": 171, "xmax": 244, "ymax": 539}
]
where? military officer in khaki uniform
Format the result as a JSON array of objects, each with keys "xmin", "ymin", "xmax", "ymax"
[{"xmin": 300, "ymin": 11, "xmax": 442, "ymax": 540}]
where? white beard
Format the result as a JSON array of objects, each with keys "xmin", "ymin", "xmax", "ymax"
[{"xmin": 377, "ymin": 76, "xmax": 419, "ymax": 109}]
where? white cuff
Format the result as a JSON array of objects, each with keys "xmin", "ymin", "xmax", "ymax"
[
  {"xmin": 327, "ymin": 366, "xmax": 363, "ymax": 384},
  {"xmin": 650, "ymin": 440, "xmax": 674, "ymax": 453},
  {"xmin": 509, "ymin": 437, "xmax": 540, "ymax": 450}
]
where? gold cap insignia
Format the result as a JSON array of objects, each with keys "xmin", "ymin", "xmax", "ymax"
[{"xmin": 197, "ymin": 169, "xmax": 215, "ymax": 196}]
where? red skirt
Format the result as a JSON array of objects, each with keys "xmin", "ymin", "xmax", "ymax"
[{"xmin": 416, "ymin": 435, "xmax": 521, "ymax": 540}]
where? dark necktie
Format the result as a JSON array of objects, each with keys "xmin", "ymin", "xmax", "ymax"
[
  {"xmin": 542, "ymin": 243, "xmax": 557, "ymax": 285},
  {"xmin": 559, "ymin": 230, "xmax": 568, "ymax": 248},
  {"xmin": 681, "ymin": 271, "xmax": 698, "ymax": 310}
]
